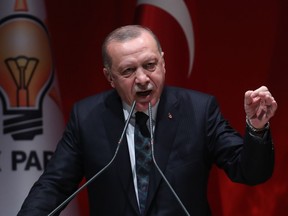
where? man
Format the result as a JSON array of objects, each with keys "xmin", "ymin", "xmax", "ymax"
[{"xmin": 17, "ymin": 25, "xmax": 277, "ymax": 216}]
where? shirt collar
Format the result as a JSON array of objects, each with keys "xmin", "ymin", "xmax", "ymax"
[{"xmin": 122, "ymin": 101, "xmax": 159, "ymax": 121}]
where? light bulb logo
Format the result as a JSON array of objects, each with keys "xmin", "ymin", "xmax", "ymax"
[
  {"xmin": 5, "ymin": 56, "xmax": 39, "ymax": 107},
  {"xmin": 0, "ymin": 11, "xmax": 54, "ymax": 140}
]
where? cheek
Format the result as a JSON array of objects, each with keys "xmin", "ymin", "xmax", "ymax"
[
  {"xmin": 152, "ymin": 72, "xmax": 165, "ymax": 87},
  {"xmin": 118, "ymin": 79, "xmax": 134, "ymax": 95}
]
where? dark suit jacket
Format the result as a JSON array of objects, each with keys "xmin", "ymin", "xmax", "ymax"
[{"xmin": 17, "ymin": 86, "xmax": 274, "ymax": 216}]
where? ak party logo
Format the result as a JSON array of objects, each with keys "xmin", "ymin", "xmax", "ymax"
[{"xmin": 0, "ymin": 1, "xmax": 54, "ymax": 141}]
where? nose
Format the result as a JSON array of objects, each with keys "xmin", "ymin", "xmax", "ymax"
[{"xmin": 135, "ymin": 68, "xmax": 149, "ymax": 85}]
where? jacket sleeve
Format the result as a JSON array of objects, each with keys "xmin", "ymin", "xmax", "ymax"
[
  {"xmin": 207, "ymin": 96, "xmax": 274, "ymax": 185},
  {"xmin": 17, "ymin": 104, "xmax": 84, "ymax": 216}
]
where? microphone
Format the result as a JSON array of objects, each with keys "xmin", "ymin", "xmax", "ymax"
[
  {"xmin": 148, "ymin": 103, "xmax": 190, "ymax": 216},
  {"xmin": 48, "ymin": 101, "xmax": 136, "ymax": 216}
]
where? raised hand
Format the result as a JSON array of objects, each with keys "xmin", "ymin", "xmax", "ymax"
[{"xmin": 244, "ymin": 86, "xmax": 277, "ymax": 129}]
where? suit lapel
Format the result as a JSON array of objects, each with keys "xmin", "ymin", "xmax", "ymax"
[
  {"xmin": 102, "ymin": 88, "xmax": 180, "ymax": 215},
  {"xmin": 103, "ymin": 91, "xmax": 139, "ymax": 214},
  {"xmin": 145, "ymin": 87, "xmax": 180, "ymax": 213}
]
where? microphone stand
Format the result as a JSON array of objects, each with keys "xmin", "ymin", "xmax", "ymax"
[
  {"xmin": 48, "ymin": 101, "xmax": 136, "ymax": 216},
  {"xmin": 148, "ymin": 103, "xmax": 190, "ymax": 216}
]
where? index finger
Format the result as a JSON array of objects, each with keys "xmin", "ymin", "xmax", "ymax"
[{"xmin": 250, "ymin": 86, "xmax": 269, "ymax": 97}]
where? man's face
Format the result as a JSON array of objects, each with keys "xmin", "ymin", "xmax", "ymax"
[{"xmin": 104, "ymin": 31, "xmax": 166, "ymax": 111}]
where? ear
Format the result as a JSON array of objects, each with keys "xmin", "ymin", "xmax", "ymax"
[
  {"xmin": 103, "ymin": 68, "xmax": 115, "ymax": 88},
  {"xmin": 161, "ymin": 52, "xmax": 166, "ymax": 74}
]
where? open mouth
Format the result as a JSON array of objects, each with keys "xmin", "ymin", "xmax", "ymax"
[{"xmin": 136, "ymin": 90, "xmax": 152, "ymax": 97}]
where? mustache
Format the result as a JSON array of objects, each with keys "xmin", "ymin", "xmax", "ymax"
[{"xmin": 134, "ymin": 83, "xmax": 154, "ymax": 92}]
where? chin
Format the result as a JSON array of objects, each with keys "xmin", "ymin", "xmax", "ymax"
[
  {"xmin": 135, "ymin": 99, "xmax": 157, "ymax": 112},
  {"xmin": 135, "ymin": 104, "xmax": 148, "ymax": 112}
]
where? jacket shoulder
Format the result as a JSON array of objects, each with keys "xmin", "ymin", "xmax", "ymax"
[{"xmin": 165, "ymin": 86, "xmax": 216, "ymax": 103}]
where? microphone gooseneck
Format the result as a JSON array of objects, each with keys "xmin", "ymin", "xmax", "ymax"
[
  {"xmin": 148, "ymin": 103, "xmax": 190, "ymax": 216},
  {"xmin": 48, "ymin": 101, "xmax": 136, "ymax": 216}
]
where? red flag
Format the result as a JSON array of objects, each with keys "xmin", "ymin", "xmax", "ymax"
[
  {"xmin": 36, "ymin": 0, "xmax": 288, "ymax": 215},
  {"xmin": 135, "ymin": 0, "xmax": 196, "ymax": 87},
  {"xmin": 134, "ymin": 0, "xmax": 288, "ymax": 216}
]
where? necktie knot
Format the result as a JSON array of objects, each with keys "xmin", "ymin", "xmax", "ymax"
[{"xmin": 135, "ymin": 112, "xmax": 150, "ymax": 137}]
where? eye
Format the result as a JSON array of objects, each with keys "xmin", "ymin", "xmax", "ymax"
[
  {"xmin": 121, "ymin": 67, "xmax": 135, "ymax": 77},
  {"xmin": 144, "ymin": 62, "xmax": 157, "ymax": 71}
]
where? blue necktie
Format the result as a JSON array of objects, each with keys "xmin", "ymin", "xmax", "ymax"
[{"xmin": 135, "ymin": 112, "xmax": 152, "ymax": 215}]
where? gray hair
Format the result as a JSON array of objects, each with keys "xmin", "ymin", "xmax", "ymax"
[{"xmin": 102, "ymin": 25, "xmax": 162, "ymax": 70}]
